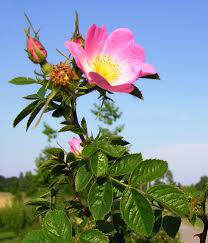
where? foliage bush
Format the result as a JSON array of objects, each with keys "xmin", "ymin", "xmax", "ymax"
[{"xmin": 0, "ymin": 199, "xmax": 39, "ymax": 235}]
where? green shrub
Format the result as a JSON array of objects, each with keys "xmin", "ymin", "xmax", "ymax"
[{"xmin": 0, "ymin": 199, "xmax": 38, "ymax": 235}]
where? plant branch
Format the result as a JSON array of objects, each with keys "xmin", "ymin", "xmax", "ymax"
[
  {"xmin": 109, "ymin": 176, "xmax": 130, "ymax": 189},
  {"xmin": 71, "ymin": 98, "xmax": 85, "ymax": 142},
  {"xmin": 195, "ymin": 189, "xmax": 208, "ymax": 243},
  {"xmin": 24, "ymin": 13, "xmax": 39, "ymax": 38},
  {"xmin": 200, "ymin": 189, "xmax": 208, "ymax": 243}
]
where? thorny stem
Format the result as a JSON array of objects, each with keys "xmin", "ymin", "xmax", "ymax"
[
  {"xmin": 71, "ymin": 98, "xmax": 85, "ymax": 142},
  {"xmin": 199, "ymin": 216, "xmax": 208, "ymax": 243},
  {"xmin": 196, "ymin": 189, "xmax": 208, "ymax": 243},
  {"xmin": 200, "ymin": 190, "xmax": 208, "ymax": 243}
]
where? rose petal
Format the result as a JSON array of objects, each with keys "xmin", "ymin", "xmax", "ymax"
[{"xmin": 89, "ymin": 72, "xmax": 134, "ymax": 93}]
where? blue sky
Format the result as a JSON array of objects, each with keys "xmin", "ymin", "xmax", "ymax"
[{"xmin": 1, "ymin": 0, "xmax": 208, "ymax": 184}]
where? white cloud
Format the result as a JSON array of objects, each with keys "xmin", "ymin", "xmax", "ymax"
[{"xmin": 142, "ymin": 144, "xmax": 208, "ymax": 185}]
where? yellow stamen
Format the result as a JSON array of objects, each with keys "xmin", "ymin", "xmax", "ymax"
[{"xmin": 92, "ymin": 54, "xmax": 120, "ymax": 84}]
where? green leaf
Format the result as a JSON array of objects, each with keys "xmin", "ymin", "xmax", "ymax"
[
  {"xmin": 43, "ymin": 210, "xmax": 72, "ymax": 243},
  {"xmin": 80, "ymin": 229, "xmax": 109, "ymax": 243},
  {"xmin": 110, "ymin": 153, "xmax": 142, "ymax": 176},
  {"xmin": 44, "ymin": 148, "xmax": 64, "ymax": 160},
  {"xmin": 98, "ymin": 143, "xmax": 127, "ymax": 158},
  {"xmin": 147, "ymin": 185, "xmax": 190, "ymax": 217},
  {"xmin": 52, "ymin": 108, "xmax": 65, "ymax": 118},
  {"xmin": 37, "ymin": 86, "xmax": 47, "ymax": 99},
  {"xmin": 162, "ymin": 215, "xmax": 181, "ymax": 238},
  {"xmin": 39, "ymin": 159, "xmax": 58, "ymax": 170},
  {"xmin": 152, "ymin": 210, "xmax": 162, "ymax": 235},
  {"xmin": 120, "ymin": 189, "xmax": 154, "ymax": 237},
  {"xmin": 22, "ymin": 230, "xmax": 51, "ymax": 243},
  {"xmin": 75, "ymin": 164, "xmax": 92, "ymax": 192},
  {"xmin": 26, "ymin": 198, "xmax": 50, "ymax": 207},
  {"xmin": 59, "ymin": 125, "xmax": 84, "ymax": 134},
  {"xmin": 81, "ymin": 117, "xmax": 87, "ymax": 133},
  {"xmin": 130, "ymin": 86, "xmax": 143, "ymax": 100},
  {"xmin": 66, "ymin": 152, "xmax": 76, "ymax": 163},
  {"xmin": 82, "ymin": 144, "xmax": 98, "ymax": 158},
  {"xmin": 96, "ymin": 221, "xmax": 115, "ymax": 235},
  {"xmin": 88, "ymin": 180, "xmax": 113, "ymax": 220},
  {"xmin": 141, "ymin": 73, "xmax": 160, "ymax": 80},
  {"xmin": 50, "ymin": 164, "xmax": 66, "ymax": 176},
  {"xmin": 130, "ymin": 159, "xmax": 168, "ymax": 186},
  {"xmin": 23, "ymin": 94, "xmax": 40, "ymax": 100},
  {"xmin": 91, "ymin": 151, "xmax": 108, "ymax": 177},
  {"xmin": 26, "ymin": 101, "xmax": 45, "ymax": 130},
  {"xmin": 109, "ymin": 135, "xmax": 129, "ymax": 146},
  {"xmin": 13, "ymin": 100, "xmax": 39, "ymax": 127},
  {"xmin": 9, "ymin": 77, "xmax": 37, "ymax": 85}
]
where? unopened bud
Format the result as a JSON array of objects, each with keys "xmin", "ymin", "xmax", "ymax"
[
  {"xmin": 26, "ymin": 33, "xmax": 47, "ymax": 64},
  {"xmin": 71, "ymin": 36, "xmax": 84, "ymax": 47}
]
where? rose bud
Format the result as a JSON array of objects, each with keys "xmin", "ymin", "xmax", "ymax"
[
  {"xmin": 70, "ymin": 12, "xmax": 84, "ymax": 47},
  {"xmin": 26, "ymin": 33, "xmax": 47, "ymax": 64},
  {"xmin": 71, "ymin": 35, "xmax": 84, "ymax": 47},
  {"xmin": 68, "ymin": 137, "xmax": 83, "ymax": 157}
]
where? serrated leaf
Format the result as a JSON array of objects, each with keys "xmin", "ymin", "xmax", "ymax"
[
  {"xmin": 80, "ymin": 229, "xmax": 109, "ymax": 243},
  {"xmin": 39, "ymin": 160, "xmax": 58, "ymax": 170},
  {"xmin": 121, "ymin": 189, "xmax": 154, "ymax": 237},
  {"xmin": 26, "ymin": 101, "xmax": 45, "ymax": 130},
  {"xmin": 13, "ymin": 100, "xmax": 39, "ymax": 127},
  {"xmin": 82, "ymin": 144, "xmax": 98, "ymax": 158},
  {"xmin": 44, "ymin": 148, "xmax": 64, "ymax": 160},
  {"xmin": 59, "ymin": 125, "xmax": 84, "ymax": 134},
  {"xmin": 43, "ymin": 210, "xmax": 72, "ymax": 243},
  {"xmin": 75, "ymin": 164, "xmax": 92, "ymax": 192},
  {"xmin": 88, "ymin": 181, "xmax": 113, "ymax": 220},
  {"xmin": 162, "ymin": 215, "xmax": 181, "ymax": 238},
  {"xmin": 147, "ymin": 185, "xmax": 190, "ymax": 217},
  {"xmin": 22, "ymin": 230, "xmax": 51, "ymax": 243},
  {"xmin": 130, "ymin": 159, "xmax": 168, "ymax": 186},
  {"xmin": 98, "ymin": 143, "xmax": 127, "ymax": 158},
  {"xmin": 110, "ymin": 153, "xmax": 142, "ymax": 176},
  {"xmin": 110, "ymin": 137, "xmax": 129, "ymax": 146},
  {"xmin": 9, "ymin": 77, "xmax": 37, "ymax": 85},
  {"xmin": 91, "ymin": 151, "xmax": 108, "ymax": 177}
]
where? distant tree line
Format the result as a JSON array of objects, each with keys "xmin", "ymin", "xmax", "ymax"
[{"xmin": 0, "ymin": 172, "xmax": 39, "ymax": 195}]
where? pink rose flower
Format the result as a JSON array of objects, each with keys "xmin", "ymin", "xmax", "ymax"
[
  {"xmin": 68, "ymin": 137, "xmax": 83, "ymax": 157},
  {"xmin": 26, "ymin": 36, "xmax": 47, "ymax": 64},
  {"xmin": 65, "ymin": 24, "xmax": 156, "ymax": 93}
]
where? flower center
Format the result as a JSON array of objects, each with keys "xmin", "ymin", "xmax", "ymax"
[{"xmin": 92, "ymin": 55, "xmax": 120, "ymax": 84}]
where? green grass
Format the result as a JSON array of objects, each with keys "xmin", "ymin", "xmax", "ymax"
[
  {"xmin": 0, "ymin": 239, "xmax": 20, "ymax": 243},
  {"xmin": 0, "ymin": 232, "xmax": 20, "ymax": 243}
]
